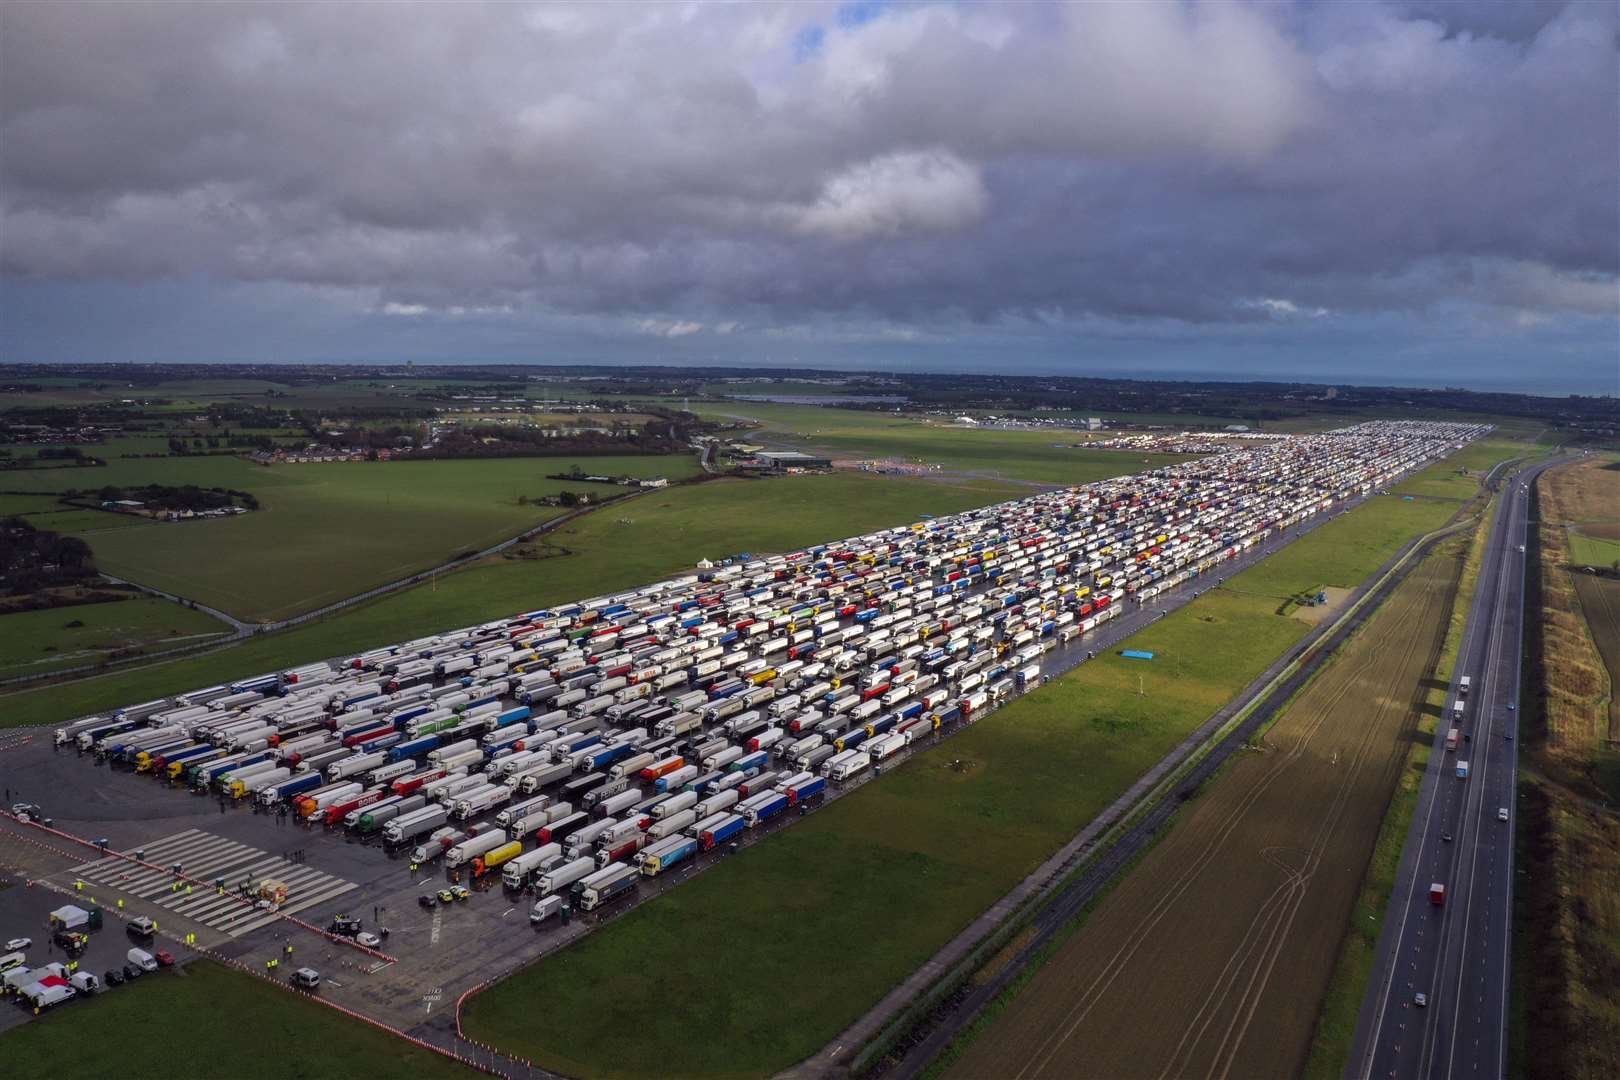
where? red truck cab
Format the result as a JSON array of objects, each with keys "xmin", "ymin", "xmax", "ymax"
[{"xmin": 1429, "ymin": 882, "xmax": 1446, "ymax": 906}]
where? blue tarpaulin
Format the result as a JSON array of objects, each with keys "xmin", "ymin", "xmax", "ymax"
[{"xmin": 1121, "ymin": 650, "xmax": 1156, "ymax": 661}]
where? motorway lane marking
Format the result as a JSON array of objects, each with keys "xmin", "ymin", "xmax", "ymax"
[
  {"xmin": 1363, "ymin": 481, "xmax": 1518, "ymax": 1080},
  {"xmin": 1440, "ymin": 498, "xmax": 1522, "ymax": 1080}
]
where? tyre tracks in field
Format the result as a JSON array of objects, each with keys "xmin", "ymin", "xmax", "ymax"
[
  {"xmin": 1008, "ymin": 565, "xmax": 1449, "ymax": 1080},
  {"xmin": 877, "ymin": 520, "xmax": 1465, "ymax": 1080}
]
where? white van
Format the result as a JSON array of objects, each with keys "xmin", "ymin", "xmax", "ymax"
[{"xmin": 127, "ymin": 947, "xmax": 158, "ymax": 972}]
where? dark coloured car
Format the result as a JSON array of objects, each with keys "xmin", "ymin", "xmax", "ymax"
[
  {"xmin": 104, "ymin": 969, "xmax": 125, "ymax": 986},
  {"xmin": 328, "ymin": 915, "xmax": 362, "ymax": 937},
  {"xmin": 418, "ymin": 894, "xmax": 437, "ymax": 910},
  {"xmin": 123, "ymin": 963, "xmax": 143, "ymax": 981}
]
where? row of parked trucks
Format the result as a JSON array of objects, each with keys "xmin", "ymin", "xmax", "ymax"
[{"xmin": 55, "ymin": 423, "xmax": 1485, "ymax": 921}]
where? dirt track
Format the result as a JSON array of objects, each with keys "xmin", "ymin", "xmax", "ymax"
[{"xmin": 947, "ymin": 543, "xmax": 1463, "ymax": 1080}]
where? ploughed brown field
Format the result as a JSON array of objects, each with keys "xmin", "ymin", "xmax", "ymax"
[{"xmin": 948, "ymin": 543, "xmax": 1462, "ymax": 1080}]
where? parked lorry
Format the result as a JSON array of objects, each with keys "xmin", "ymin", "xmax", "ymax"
[
  {"xmin": 356, "ymin": 795, "xmax": 426, "ymax": 834},
  {"xmin": 501, "ymin": 844, "xmax": 563, "ymax": 889},
  {"xmin": 536, "ymin": 856, "xmax": 596, "ymax": 896},
  {"xmin": 471, "ymin": 840, "xmax": 523, "ymax": 878},
  {"xmin": 453, "ymin": 784, "xmax": 512, "ymax": 820},
  {"xmin": 640, "ymin": 834, "xmax": 700, "ymax": 876},
  {"xmin": 384, "ymin": 805, "xmax": 450, "ymax": 845},
  {"xmin": 446, "ymin": 830, "xmax": 510, "ymax": 870},
  {"xmin": 575, "ymin": 863, "xmax": 639, "ymax": 910},
  {"xmin": 699, "ymin": 813, "xmax": 746, "ymax": 850}
]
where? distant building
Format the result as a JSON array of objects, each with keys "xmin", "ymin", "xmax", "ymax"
[
  {"xmin": 1085, "ymin": 418, "xmax": 1104, "ymax": 430},
  {"xmin": 751, "ymin": 451, "xmax": 832, "ymax": 471},
  {"xmin": 1224, "ymin": 424, "xmax": 1252, "ymax": 433}
]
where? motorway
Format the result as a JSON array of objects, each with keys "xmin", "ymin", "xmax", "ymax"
[{"xmin": 1350, "ymin": 455, "xmax": 1567, "ymax": 1080}]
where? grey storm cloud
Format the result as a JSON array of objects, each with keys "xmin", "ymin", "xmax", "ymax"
[{"xmin": 0, "ymin": 0, "xmax": 1615, "ymax": 336}]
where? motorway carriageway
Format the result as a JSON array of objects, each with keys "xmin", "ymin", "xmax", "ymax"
[{"xmin": 1351, "ymin": 455, "xmax": 1570, "ymax": 1080}]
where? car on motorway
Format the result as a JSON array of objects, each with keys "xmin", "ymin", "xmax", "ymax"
[
  {"xmin": 1414, "ymin": 992, "xmax": 1428, "ymax": 1007},
  {"xmin": 1507, "ymin": 703, "xmax": 1516, "ymax": 711},
  {"xmin": 1498, "ymin": 807, "xmax": 1510, "ymax": 821},
  {"xmin": 5, "ymin": 937, "xmax": 31, "ymax": 951},
  {"xmin": 1442, "ymin": 833, "xmax": 1453, "ymax": 842}
]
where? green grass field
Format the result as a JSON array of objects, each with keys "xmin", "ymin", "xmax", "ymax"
[
  {"xmin": 460, "ymin": 492, "xmax": 1459, "ymax": 1079},
  {"xmin": 700, "ymin": 401, "xmax": 1192, "ymax": 484},
  {"xmin": 0, "ymin": 472, "xmax": 1023, "ymax": 729},
  {"xmin": 0, "ymin": 960, "xmax": 474, "ymax": 1077},
  {"xmin": 1568, "ymin": 531, "xmax": 1620, "ymax": 569},
  {"xmin": 1390, "ymin": 438, "xmax": 1535, "ymax": 499},
  {"xmin": 3, "ymin": 452, "xmax": 696, "ymax": 622},
  {"xmin": 0, "ymin": 598, "xmax": 231, "ymax": 681}
]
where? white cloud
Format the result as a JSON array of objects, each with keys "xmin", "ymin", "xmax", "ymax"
[
  {"xmin": 788, "ymin": 150, "xmax": 988, "ymax": 240},
  {"xmin": 638, "ymin": 318, "xmax": 705, "ymax": 337},
  {"xmin": 382, "ymin": 302, "xmax": 428, "ymax": 316},
  {"xmin": 1244, "ymin": 297, "xmax": 1330, "ymax": 319}
]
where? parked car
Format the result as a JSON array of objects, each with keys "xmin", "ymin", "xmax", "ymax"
[
  {"xmin": 449, "ymin": 885, "xmax": 470, "ymax": 902},
  {"xmin": 104, "ymin": 968, "xmax": 125, "ymax": 986},
  {"xmin": 4, "ymin": 937, "xmax": 31, "ymax": 952},
  {"xmin": 154, "ymin": 950, "xmax": 177, "ymax": 967},
  {"xmin": 123, "ymin": 963, "xmax": 143, "ymax": 981},
  {"xmin": 437, "ymin": 888, "xmax": 455, "ymax": 904},
  {"xmin": 291, "ymin": 967, "xmax": 321, "ymax": 989},
  {"xmin": 128, "ymin": 916, "xmax": 157, "ymax": 937},
  {"xmin": 355, "ymin": 932, "xmax": 381, "ymax": 948},
  {"xmin": 418, "ymin": 894, "xmax": 437, "ymax": 910}
]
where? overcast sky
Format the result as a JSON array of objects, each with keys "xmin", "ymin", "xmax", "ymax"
[{"xmin": 2, "ymin": 1, "xmax": 1615, "ymax": 393}]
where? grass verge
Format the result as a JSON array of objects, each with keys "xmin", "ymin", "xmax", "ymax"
[{"xmin": 0, "ymin": 958, "xmax": 474, "ymax": 1077}]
